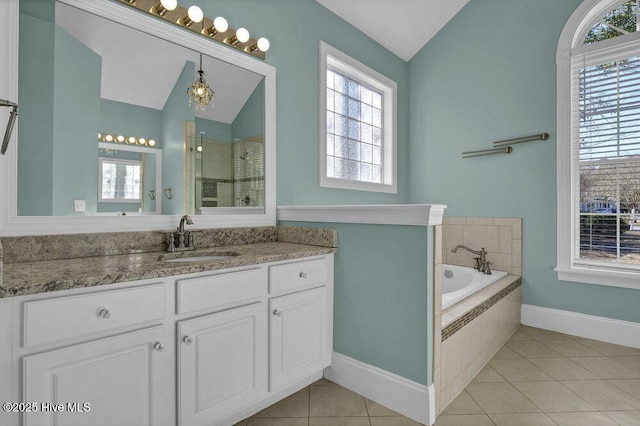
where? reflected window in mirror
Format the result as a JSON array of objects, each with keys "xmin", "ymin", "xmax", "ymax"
[{"xmin": 99, "ymin": 158, "xmax": 142, "ymax": 202}]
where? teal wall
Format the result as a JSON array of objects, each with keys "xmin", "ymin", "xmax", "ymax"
[
  {"xmin": 17, "ymin": 13, "xmax": 53, "ymax": 216},
  {"xmin": 232, "ymin": 79, "xmax": 265, "ymax": 141},
  {"xmin": 280, "ymin": 222, "xmax": 432, "ymax": 386},
  {"xmin": 408, "ymin": 0, "xmax": 640, "ymax": 323},
  {"xmin": 195, "ymin": 0, "xmax": 410, "ymax": 206},
  {"xmin": 100, "ymin": 99, "xmax": 162, "ymax": 147},
  {"xmin": 161, "ymin": 61, "xmax": 195, "ymax": 215},
  {"xmin": 195, "ymin": 117, "xmax": 232, "ymax": 141},
  {"xmin": 51, "ymin": 27, "xmax": 101, "ymax": 216}
]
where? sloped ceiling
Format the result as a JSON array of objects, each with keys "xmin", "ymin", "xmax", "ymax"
[
  {"xmin": 316, "ymin": 0, "xmax": 470, "ymax": 61},
  {"xmin": 55, "ymin": 2, "xmax": 262, "ymax": 124}
]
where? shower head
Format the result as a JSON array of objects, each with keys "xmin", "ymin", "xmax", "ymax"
[
  {"xmin": 0, "ymin": 99, "xmax": 19, "ymax": 155},
  {"xmin": 239, "ymin": 150, "xmax": 249, "ymax": 160}
]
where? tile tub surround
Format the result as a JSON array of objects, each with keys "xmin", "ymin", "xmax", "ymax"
[
  {"xmin": 442, "ymin": 217, "xmax": 522, "ymax": 276},
  {"xmin": 0, "ymin": 241, "xmax": 336, "ymax": 298}
]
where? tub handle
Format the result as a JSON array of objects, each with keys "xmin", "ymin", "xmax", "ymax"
[
  {"xmin": 484, "ymin": 261, "xmax": 493, "ymax": 275},
  {"xmin": 473, "ymin": 257, "xmax": 481, "ymax": 270}
]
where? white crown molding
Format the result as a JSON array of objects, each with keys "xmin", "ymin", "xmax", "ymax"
[
  {"xmin": 324, "ymin": 352, "xmax": 434, "ymax": 425},
  {"xmin": 522, "ymin": 304, "xmax": 640, "ymax": 349},
  {"xmin": 277, "ymin": 204, "xmax": 446, "ymax": 226}
]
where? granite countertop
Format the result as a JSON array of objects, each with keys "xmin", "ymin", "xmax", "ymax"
[{"xmin": 1, "ymin": 240, "xmax": 336, "ymax": 298}]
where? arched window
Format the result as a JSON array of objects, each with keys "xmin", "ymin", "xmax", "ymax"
[{"xmin": 557, "ymin": 0, "xmax": 640, "ymax": 289}]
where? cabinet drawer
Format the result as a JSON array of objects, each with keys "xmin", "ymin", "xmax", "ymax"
[
  {"xmin": 176, "ymin": 268, "xmax": 266, "ymax": 315},
  {"xmin": 23, "ymin": 284, "xmax": 165, "ymax": 348},
  {"xmin": 269, "ymin": 257, "xmax": 327, "ymax": 294}
]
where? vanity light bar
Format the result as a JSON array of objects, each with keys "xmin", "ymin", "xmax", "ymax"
[
  {"xmin": 116, "ymin": 0, "xmax": 269, "ymax": 60},
  {"xmin": 98, "ymin": 132, "xmax": 156, "ymax": 147}
]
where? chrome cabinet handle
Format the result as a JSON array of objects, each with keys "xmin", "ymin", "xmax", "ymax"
[
  {"xmin": 273, "ymin": 309, "xmax": 282, "ymax": 317},
  {"xmin": 97, "ymin": 308, "xmax": 111, "ymax": 319},
  {"xmin": 153, "ymin": 342, "xmax": 164, "ymax": 352},
  {"xmin": 183, "ymin": 335, "xmax": 193, "ymax": 345},
  {"xmin": 299, "ymin": 272, "xmax": 307, "ymax": 279}
]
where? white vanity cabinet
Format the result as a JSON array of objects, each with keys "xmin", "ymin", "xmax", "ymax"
[
  {"xmin": 0, "ymin": 254, "xmax": 333, "ymax": 426},
  {"xmin": 18, "ymin": 283, "xmax": 172, "ymax": 426}
]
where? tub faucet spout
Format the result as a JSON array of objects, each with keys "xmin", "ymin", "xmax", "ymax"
[{"xmin": 451, "ymin": 245, "xmax": 487, "ymax": 271}]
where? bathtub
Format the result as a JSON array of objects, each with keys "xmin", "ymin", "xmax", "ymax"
[{"xmin": 442, "ymin": 264, "xmax": 508, "ymax": 310}]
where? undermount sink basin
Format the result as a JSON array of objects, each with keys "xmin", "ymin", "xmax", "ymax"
[
  {"xmin": 161, "ymin": 251, "xmax": 240, "ymax": 263},
  {"xmin": 164, "ymin": 255, "xmax": 236, "ymax": 263}
]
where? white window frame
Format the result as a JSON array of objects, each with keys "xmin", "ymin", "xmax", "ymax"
[
  {"xmin": 319, "ymin": 41, "xmax": 397, "ymax": 193},
  {"xmin": 98, "ymin": 157, "xmax": 142, "ymax": 203},
  {"xmin": 557, "ymin": 0, "xmax": 640, "ymax": 289}
]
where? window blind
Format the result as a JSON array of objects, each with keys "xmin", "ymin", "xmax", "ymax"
[{"xmin": 573, "ymin": 48, "xmax": 640, "ymax": 267}]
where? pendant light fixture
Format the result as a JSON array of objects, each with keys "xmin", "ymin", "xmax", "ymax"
[{"xmin": 187, "ymin": 53, "xmax": 214, "ymax": 111}]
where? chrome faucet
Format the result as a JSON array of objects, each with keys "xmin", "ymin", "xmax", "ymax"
[
  {"xmin": 451, "ymin": 245, "xmax": 491, "ymax": 274},
  {"xmin": 167, "ymin": 215, "xmax": 195, "ymax": 252}
]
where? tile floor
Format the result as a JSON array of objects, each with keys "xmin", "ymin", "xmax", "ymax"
[
  {"xmin": 236, "ymin": 325, "xmax": 640, "ymax": 426},
  {"xmin": 235, "ymin": 378, "xmax": 422, "ymax": 426},
  {"xmin": 436, "ymin": 325, "xmax": 640, "ymax": 425}
]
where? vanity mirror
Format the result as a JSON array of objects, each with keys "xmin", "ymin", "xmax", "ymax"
[{"xmin": 0, "ymin": 0, "xmax": 276, "ymax": 235}]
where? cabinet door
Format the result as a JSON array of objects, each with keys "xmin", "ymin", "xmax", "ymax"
[
  {"xmin": 178, "ymin": 302, "xmax": 267, "ymax": 426},
  {"xmin": 270, "ymin": 286, "xmax": 329, "ymax": 391},
  {"xmin": 23, "ymin": 326, "xmax": 168, "ymax": 426}
]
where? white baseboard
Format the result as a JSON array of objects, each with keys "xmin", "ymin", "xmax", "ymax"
[
  {"xmin": 324, "ymin": 352, "xmax": 435, "ymax": 425},
  {"xmin": 521, "ymin": 304, "xmax": 640, "ymax": 349}
]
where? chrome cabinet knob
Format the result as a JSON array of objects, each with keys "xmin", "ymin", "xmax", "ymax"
[
  {"xmin": 97, "ymin": 308, "xmax": 111, "ymax": 319},
  {"xmin": 299, "ymin": 272, "xmax": 307, "ymax": 279},
  {"xmin": 273, "ymin": 309, "xmax": 282, "ymax": 317},
  {"xmin": 183, "ymin": 335, "xmax": 193, "ymax": 345},
  {"xmin": 153, "ymin": 342, "xmax": 164, "ymax": 352}
]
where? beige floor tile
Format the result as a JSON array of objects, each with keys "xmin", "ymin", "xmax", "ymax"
[
  {"xmin": 541, "ymin": 340, "xmax": 603, "ymax": 357},
  {"xmin": 529, "ymin": 357, "xmax": 600, "ymax": 381},
  {"xmin": 310, "ymin": 385, "xmax": 368, "ymax": 417},
  {"xmin": 547, "ymin": 411, "xmax": 619, "ymax": 425},
  {"xmin": 488, "ymin": 413, "xmax": 557, "ymax": 425},
  {"xmin": 492, "ymin": 345, "xmax": 522, "ymax": 359},
  {"xmin": 612, "ymin": 356, "xmax": 640, "ymax": 372},
  {"xmin": 434, "ymin": 414, "xmax": 494, "ymax": 425},
  {"xmin": 509, "ymin": 331, "xmax": 535, "ymax": 342},
  {"xmin": 253, "ymin": 388, "xmax": 309, "ymax": 418},
  {"xmin": 506, "ymin": 340, "xmax": 563, "ymax": 358},
  {"xmin": 310, "ymin": 418, "xmax": 371, "ymax": 426},
  {"xmin": 602, "ymin": 410, "xmax": 640, "ymax": 425},
  {"xmin": 521, "ymin": 327, "xmax": 573, "ymax": 341},
  {"xmin": 465, "ymin": 382, "xmax": 540, "ymax": 414},
  {"xmin": 571, "ymin": 356, "xmax": 640, "ymax": 379},
  {"xmin": 488, "ymin": 358, "xmax": 554, "ymax": 382},
  {"xmin": 609, "ymin": 378, "xmax": 640, "ymax": 399},
  {"xmin": 441, "ymin": 390, "xmax": 483, "ymax": 415},
  {"xmin": 561, "ymin": 379, "xmax": 640, "ymax": 410},
  {"xmin": 247, "ymin": 419, "xmax": 309, "ymax": 426},
  {"xmin": 511, "ymin": 381, "xmax": 596, "ymax": 412},
  {"xmin": 578, "ymin": 339, "xmax": 640, "ymax": 356},
  {"xmin": 471, "ymin": 365, "xmax": 505, "ymax": 383},
  {"xmin": 365, "ymin": 399, "xmax": 399, "ymax": 416},
  {"xmin": 369, "ymin": 417, "xmax": 424, "ymax": 426},
  {"xmin": 312, "ymin": 378, "xmax": 338, "ymax": 386}
]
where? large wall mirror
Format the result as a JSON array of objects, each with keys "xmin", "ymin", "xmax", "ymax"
[{"xmin": 0, "ymin": 0, "xmax": 276, "ymax": 235}]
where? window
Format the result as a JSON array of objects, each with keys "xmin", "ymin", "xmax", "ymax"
[
  {"xmin": 99, "ymin": 158, "xmax": 142, "ymax": 202},
  {"xmin": 557, "ymin": 0, "xmax": 640, "ymax": 288},
  {"xmin": 319, "ymin": 41, "xmax": 397, "ymax": 193}
]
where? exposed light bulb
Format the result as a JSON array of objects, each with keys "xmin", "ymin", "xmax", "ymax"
[
  {"xmin": 187, "ymin": 6, "xmax": 203, "ymax": 23},
  {"xmin": 160, "ymin": 0, "xmax": 177, "ymax": 11},
  {"xmin": 105, "ymin": 134, "xmax": 114, "ymax": 142},
  {"xmin": 128, "ymin": 137, "xmax": 136, "ymax": 144},
  {"xmin": 197, "ymin": 146, "xmax": 203, "ymax": 152},
  {"xmin": 138, "ymin": 138, "xmax": 146, "ymax": 145},
  {"xmin": 257, "ymin": 37, "xmax": 270, "ymax": 52},
  {"xmin": 117, "ymin": 135, "xmax": 125, "ymax": 142},
  {"xmin": 213, "ymin": 16, "xmax": 228, "ymax": 32},
  {"xmin": 196, "ymin": 87, "xmax": 204, "ymax": 95},
  {"xmin": 236, "ymin": 27, "xmax": 250, "ymax": 43},
  {"xmin": 149, "ymin": 140, "xmax": 156, "ymax": 146}
]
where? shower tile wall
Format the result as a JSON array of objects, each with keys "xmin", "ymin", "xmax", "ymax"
[
  {"xmin": 199, "ymin": 140, "xmax": 234, "ymax": 207},
  {"xmin": 233, "ymin": 137, "xmax": 265, "ymax": 207}
]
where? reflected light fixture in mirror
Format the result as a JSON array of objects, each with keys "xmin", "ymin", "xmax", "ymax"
[
  {"xmin": 98, "ymin": 132, "xmax": 157, "ymax": 147},
  {"xmin": 187, "ymin": 53, "xmax": 214, "ymax": 111},
  {"xmin": 117, "ymin": 0, "xmax": 270, "ymax": 60}
]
